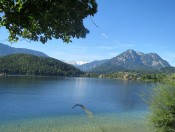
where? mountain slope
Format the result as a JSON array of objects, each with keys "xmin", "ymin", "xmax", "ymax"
[
  {"xmin": 78, "ymin": 49, "xmax": 171, "ymax": 73},
  {"xmin": 106, "ymin": 50, "xmax": 170, "ymax": 70},
  {"xmin": 0, "ymin": 43, "xmax": 48, "ymax": 57},
  {"xmin": 0, "ymin": 54, "xmax": 83, "ymax": 76},
  {"xmin": 78, "ymin": 59, "xmax": 109, "ymax": 71}
]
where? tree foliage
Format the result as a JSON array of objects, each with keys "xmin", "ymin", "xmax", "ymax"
[
  {"xmin": 0, "ymin": 54, "xmax": 83, "ymax": 76},
  {"xmin": 150, "ymin": 77, "xmax": 175, "ymax": 132},
  {"xmin": 160, "ymin": 67, "xmax": 175, "ymax": 75},
  {"xmin": 0, "ymin": 0, "xmax": 97, "ymax": 43},
  {"xmin": 85, "ymin": 70, "xmax": 166, "ymax": 82}
]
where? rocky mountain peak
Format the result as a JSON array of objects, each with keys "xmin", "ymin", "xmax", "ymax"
[{"xmin": 78, "ymin": 49, "xmax": 171, "ymax": 73}]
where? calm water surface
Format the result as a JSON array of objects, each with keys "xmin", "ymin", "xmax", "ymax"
[{"xmin": 0, "ymin": 76, "xmax": 154, "ymax": 132}]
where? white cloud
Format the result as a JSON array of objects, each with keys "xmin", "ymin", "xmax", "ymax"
[
  {"xmin": 96, "ymin": 46, "xmax": 113, "ymax": 50},
  {"xmin": 95, "ymin": 44, "xmax": 135, "ymax": 50},
  {"xmin": 113, "ymin": 40, "xmax": 120, "ymax": 44},
  {"xmin": 112, "ymin": 40, "xmax": 135, "ymax": 47},
  {"xmin": 48, "ymin": 42, "xmax": 136, "ymax": 64},
  {"xmin": 101, "ymin": 33, "xmax": 108, "ymax": 39},
  {"xmin": 63, "ymin": 60, "xmax": 87, "ymax": 65},
  {"xmin": 108, "ymin": 52, "xmax": 119, "ymax": 57},
  {"xmin": 115, "ymin": 44, "xmax": 135, "ymax": 47},
  {"xmin": 76, "ymin": 61, "xmax": 87, "ymax": 65},
  {"xmin": 50, "ymin": 51, "xmax": 106, "ymax": 63}
]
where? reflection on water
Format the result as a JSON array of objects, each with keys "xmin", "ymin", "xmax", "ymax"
[{"xmin": 0, "ymin": 76, "xmax": 154, "ymax": 131}]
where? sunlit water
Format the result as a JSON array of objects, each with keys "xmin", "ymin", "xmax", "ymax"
[{"xmin": 0, "ymin": 76, "xmax": 154, "ymax": 132}]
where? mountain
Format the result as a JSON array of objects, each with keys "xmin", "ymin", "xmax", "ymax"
[
  {"xmin": 78, "ymin": 59, "xmax": 109, "ymax": 71},
  {"xmin": 0, "ymin": 43, "xmax": 48, "ymax": 57},
  {"xmin": 78, "ymin": 49, "xmax": 171, "ymax": 73},
  {"xmin": 0, "ymin": 54, "xmax": 83, "ymax": 76}
]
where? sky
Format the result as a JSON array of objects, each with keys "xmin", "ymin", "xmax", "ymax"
[{"xmin": 1, "ymin": 0, "xmax": 175, "ymax": 66}]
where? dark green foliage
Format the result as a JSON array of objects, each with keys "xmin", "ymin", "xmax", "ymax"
[
  {"xmin": 141, "ymin": 73, "xmax": 165, "ymax": 82},
  {"xmin": 89, "ymin": 70, "xmax": 166, "ymax": 82},
  {"xmin": 0, "ymin": 0, "xmax": 98, "ymax": 43},
  {"xmin": 150, "ymin": 78, "xmax": 175, "ymax": 132},
  {"xmin": 160, "ymin": 67, "xmax": 175, "ymax": 74},
  {"xmin": 81, "ymin": 73, "xmax": 99, "ymax": 78},
  {"xmin": 0, "ymin": 54, "xmax": 83, "ymax": 76}
]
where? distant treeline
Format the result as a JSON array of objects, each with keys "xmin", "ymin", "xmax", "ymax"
[
  {"xmin": 0, "ymin": 54, "xmax": 83, "ymax": 77},
  {"xmin": 83, "ymin": 67, "xmax": 175, "ymax": 82}
]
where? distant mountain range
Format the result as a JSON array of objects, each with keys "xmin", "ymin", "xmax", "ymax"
[
  {"xmin": 1, "ymin": 44, "xmax": 171, "ymax": 74},
  {"xmin": 78, "ymin": 49, "xmax": 171, "ymax": 73},
  {"xmin": 0, "ymin": 43, "xmax": 48, "ymax": 57}
]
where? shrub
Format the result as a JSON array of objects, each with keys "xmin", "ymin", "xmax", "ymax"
[{"xmin": 150, "ymin": 79, "xmax": 175, "ymax": 132}]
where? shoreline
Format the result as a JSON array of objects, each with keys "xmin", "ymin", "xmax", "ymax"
[{"xmin": 0, "ymin": 111, "xmax": 152, "ymax": 132}]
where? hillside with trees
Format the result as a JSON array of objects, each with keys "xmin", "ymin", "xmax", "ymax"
[{"xmin": 0, "ymin": 54, "xmax": 83, "ymax": 76}]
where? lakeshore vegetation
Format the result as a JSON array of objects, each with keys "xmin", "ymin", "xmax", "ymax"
[
  {"xmin": 83, "ymin": 69, "xmax": 175, "ymax": 82},
  {"xmin": 149, "ymin": 76, "xmax": 175, "ymax": 132}
]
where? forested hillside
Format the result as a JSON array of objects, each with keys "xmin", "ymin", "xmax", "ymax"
[{"xmin": 0, "ymin": 54, "xmax": 83, "ymax": 76}]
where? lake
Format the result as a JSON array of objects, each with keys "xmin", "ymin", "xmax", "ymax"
[{"xmin": 0, "ymin": 76, "xmax": 154, "ymax": 132}]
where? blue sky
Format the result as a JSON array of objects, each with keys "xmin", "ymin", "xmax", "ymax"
[{"xmin": 1, "ymin": 0, "xmax": 175, "ymax": 66}]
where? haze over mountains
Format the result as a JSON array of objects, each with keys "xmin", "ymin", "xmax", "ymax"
[{"xmin": 78, "ymin": 49, "xmax": 171, "ymax": 73}]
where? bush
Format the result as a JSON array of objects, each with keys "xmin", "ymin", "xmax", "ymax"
[{"xmin": 150, "ymin": 80, "xmax": 175, "ymax": 132}]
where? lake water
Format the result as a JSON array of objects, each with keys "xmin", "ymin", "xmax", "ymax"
[{"xmin": 0, "ymin": 76, "xmax": 154, "ymax": 132}]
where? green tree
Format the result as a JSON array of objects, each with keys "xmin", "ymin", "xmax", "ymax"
[
  {"xmin": 150, "ymin": 78, "xmax": 175, "ymax": 132},
  {"xmin": 0, "ymin": 0, "xmax": 97, "ymax": 43}
]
